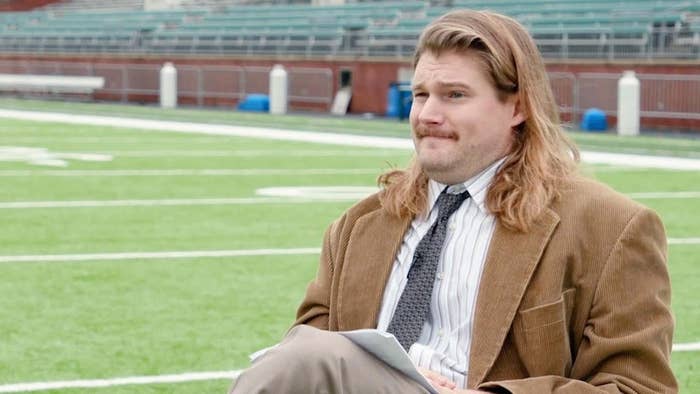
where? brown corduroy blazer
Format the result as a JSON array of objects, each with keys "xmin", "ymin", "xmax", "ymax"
[{"xmin": 295, "ymin": 176, "xmax": 677, "ymax": 393}]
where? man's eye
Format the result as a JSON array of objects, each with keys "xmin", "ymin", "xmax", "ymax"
[
  {"xmin": 413, "ymin": 92, "xmax": 427, "ymax": 99},
  {"xmin": 448, "ymin": 91, "xmax": 465, "ymax": 99}
]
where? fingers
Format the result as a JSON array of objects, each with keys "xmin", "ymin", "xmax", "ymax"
[{"xmin": 417, "ymin": 367, "xmax": 457, "ymax": 390}]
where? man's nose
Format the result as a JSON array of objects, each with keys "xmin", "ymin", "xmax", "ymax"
[{"xmin": 416, "ymin": 96, "xmax": 444, "ymax": 125}]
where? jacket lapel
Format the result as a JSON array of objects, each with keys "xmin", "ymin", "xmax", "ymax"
[
  {"xmin": 336, "ymin": 209, "xmax": 411, "ymax": 330},
  {"xmin": 468, "ymin": 208, "xmax": 560, "ymax": 387}
]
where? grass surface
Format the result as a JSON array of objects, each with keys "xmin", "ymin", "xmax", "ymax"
[{"xmin": 0, "ymin": 99, "xmax": 697, "ymax": 393}]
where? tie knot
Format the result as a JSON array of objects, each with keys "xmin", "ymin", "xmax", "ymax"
[{"xmin": 435, "ymin": 189, "xmax": 470, "ymax": 221}]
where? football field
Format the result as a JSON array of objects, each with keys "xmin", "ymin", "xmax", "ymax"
[{"xmin": 0, "ymin": 99, "xmax": 697, "ymax": 393}]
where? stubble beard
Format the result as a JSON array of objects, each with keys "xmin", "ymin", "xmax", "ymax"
[{"xmin": 416, "ymin": 145, "xmax": 471, "ymax": 185}]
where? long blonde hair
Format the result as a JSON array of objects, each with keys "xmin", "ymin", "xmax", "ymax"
[{"xmin": 378, "ymin": 10, "xmax": 579, "ymax": 232}]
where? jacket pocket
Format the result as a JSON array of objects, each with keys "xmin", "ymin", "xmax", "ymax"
[{"xmin": 512, "ymin": 288, "xmax": 575, "ymax": 377}]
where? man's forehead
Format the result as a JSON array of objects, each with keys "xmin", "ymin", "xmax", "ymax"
[
  {"xmin": 412, "ymin": 53, "xmax": 480, "ymax": 87},
  {"xmin": 416, "ymin": 49, "xmax": 480, "ymax": 65}
]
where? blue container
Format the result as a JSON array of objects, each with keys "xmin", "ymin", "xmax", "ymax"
[
  {"xmin": 238, "ymin": 94, "xmax": 270, "ymax": 112},
  {"xmin": 386, "ymin": 82, "xmax": 412, "ymax": 119},
  {"xmin": 581, "ymin": 108, "xmax": 607, "ymax": 132},
  {"xmin": 386, "ymin": 83, "xmax": 400, "ymax": 118},
  {"xmin": 398, "ymin": 85, "xmax": 413, "ymax": 120}
]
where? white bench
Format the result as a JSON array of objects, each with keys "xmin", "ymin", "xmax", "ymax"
[{"xmin": 0, "ymin": 74, "xmax": 105, "ymax": 94}]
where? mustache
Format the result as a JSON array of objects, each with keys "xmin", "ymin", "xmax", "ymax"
[{"xmin": 414, "ymin": 126, "xmax": 458, "ymax": 139}]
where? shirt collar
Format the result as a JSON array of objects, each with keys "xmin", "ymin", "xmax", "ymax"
[{"xmin": 425, "ymin": 157, "xmax": 507, "ymax": 217}]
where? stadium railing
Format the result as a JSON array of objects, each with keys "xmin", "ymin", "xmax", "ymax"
[
  {"xmin": 2, "ymin": 58, "xmax": 697, "ymax": 125},
  {"xmin": 0, "ymin": 60, "xmax": 335, "ymax": 108}
]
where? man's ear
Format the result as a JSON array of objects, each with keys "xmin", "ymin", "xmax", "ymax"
[{"xmin": 509, "ymin": 95, "xmax": 526, "ymax": 128}]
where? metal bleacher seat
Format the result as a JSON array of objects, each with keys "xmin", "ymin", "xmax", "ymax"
[
  {"xmin": 0, "ymin": 0, "xmax": 696, "ymax": 59},
  {"xmin": 41, "ymin": 0, "xmax": 144, "ymax": 12},
  {"xmin": 354, "ymin": 27, "xmax": 419, "ymax": 58},
  {"xmin": 529, "ymin": 24, "xmax": 652, "ymax": 59}
]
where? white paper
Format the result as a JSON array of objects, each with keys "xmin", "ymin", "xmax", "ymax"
[{"xmin": 338, "ymin": 329, "xmax": 439, "ymax": 394}]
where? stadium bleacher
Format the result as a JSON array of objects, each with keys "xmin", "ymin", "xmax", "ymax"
[
  {"xmin": 41, "ymin": 0, "xmax": 145, "ymax": 12},
  {"xmin": 0, "ymin": 0, "xmax": 698, "ymax": 59}
]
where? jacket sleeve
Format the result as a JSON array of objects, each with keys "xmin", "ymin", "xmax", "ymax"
[
  {"xmin": 479, "ymin": 208, "xmax": 677, "ymax": 393},
  {"xmin": 293, "ymin": 214, "xmax": 345, "ymax": 330}
]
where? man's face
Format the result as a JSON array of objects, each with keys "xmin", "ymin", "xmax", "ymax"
[{"xmin": 410, "ymin": 50, "xmax": 524, "ymax": 184}]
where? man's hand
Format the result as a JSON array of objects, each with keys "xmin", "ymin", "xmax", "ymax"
[
  {"xmin": 418, "ymin": 367, "xmax": 457, "ymax": 390},
  {"xmin": 417, "ymin": 367, "xmax": 488, "ymax": 393}
]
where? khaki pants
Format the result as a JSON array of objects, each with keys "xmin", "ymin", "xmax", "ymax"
[{"xmin": 230, "ymin": 325, "xmax": 430, "ymax": 394}]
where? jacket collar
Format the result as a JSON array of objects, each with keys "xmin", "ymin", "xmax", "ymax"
[{"xmin": 335, "ymin": 207, "xmax": 412, "ymax": 330}]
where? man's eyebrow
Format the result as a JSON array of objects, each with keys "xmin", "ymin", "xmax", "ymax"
[
  {"xmin": 441, "ymin": 81, "xmax": 473, "ymax": 90},
  {"xmin": 411, "ymin": 81, "xmax": 473, "ymax": 90}
]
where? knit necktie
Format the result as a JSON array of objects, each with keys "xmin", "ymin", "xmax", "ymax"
[{"xmin": 387, "ymin": 188, "xmax": 470, "ymax": 351}]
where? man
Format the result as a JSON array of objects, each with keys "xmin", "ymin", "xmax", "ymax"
[{"xmin": 231, "ymin": 9, "xmax": 676, "ymax": 393}]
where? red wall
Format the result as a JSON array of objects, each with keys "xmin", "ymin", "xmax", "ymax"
[
  {"xmin": 1, "ymin": 54, "xmax": 698, "ymax": 130},
  {"xmin": 0, "ymin": 0, "xmax": 62, "ymax": 11}
]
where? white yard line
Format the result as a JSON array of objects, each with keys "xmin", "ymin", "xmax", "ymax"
[
  {"xmin": 0, "ymin": 137, "xmax": 233, "ymax": 144},
  {"xmin": 0, "ymin": 168, "xmax": 379, "ymax": 177},
  {"xmin": 0, "ymin": 109, "xmax": 414, "ymax": 149},
  {"xmin": 586, "ymin": 166, "xmax": 672, "ymax": 172},
  {"xmin": 0, "ymin": 149, "xmax": 400, "ymax": 158},
  {"xmin": 2, "ymin": 189, "xmax": 699, "ymax": 209},
  {"xmin": 0, "ymin": 370, "xmax": 242, "ymax": 393},
  {"xmin": 0, "ymin": 197, "xmax": 356, "ymax": 209},
  {"xmin": 580, "ymin": 151, "xmax": 700, "ymax": 171},
  {"xmin": 0, "ymin": 148, "xmax": 401, "ymax": 158},
  {"xmin": 107, "ymin": 149, "xmax": 402, "ymax": 157},
  {"xmin": 0, "ymin": 248, "xmax": 321, "ymax": 263},
  {"xmin": 667, "ymin": 238, "xmax": 700, "ymax": 245},
  {"xmin": 627, "ymin": 191, "xmax": 700, "ymax": 199},
  {"xmin": 1, "ymin": 108, "xmax": 700, "ymax": 170},
  {"xmin": 673, "ymin": 342, "xmax": 700, "ymax": 352},
  {"xmin": 2, "ymin": 239, "xmax": 697, "ymax": 264},
  {"xmin": 0, "ymin": 236, "xmax": 692, "ymax": 265}
]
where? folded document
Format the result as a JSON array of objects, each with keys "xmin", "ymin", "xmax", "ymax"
[
  {"xmin": 337, "ymin": 329, "xmax": 438, "ymax": 394},
  {"xmin": 249, "ymin": 329, "xmax": 438, "ymax": 394}
]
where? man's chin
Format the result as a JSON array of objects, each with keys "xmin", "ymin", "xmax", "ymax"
[{"xmin": 417, "ymin": 156, "xmax": 452, "ymax": 174}]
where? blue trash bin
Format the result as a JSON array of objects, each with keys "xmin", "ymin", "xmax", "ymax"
[
  {"xmin": 386, "ymin": 82, "xmax": 412, "ymax": 119},
  {"xmin": 398, "ymin": 84, "xmax": 413, "ymax": 120},
  {"xmin": 581, "ymin": 108, "xmax": 607, "ymax": 132},
  {"xmin": 386, "ymin": 83, "xmax": 400, "ymax": 118},
  {"xmin": 238, "ymin": 94, "xmax": 270, "ymax": 112}
]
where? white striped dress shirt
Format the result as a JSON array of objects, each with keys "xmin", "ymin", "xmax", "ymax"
[{"xmin": 376, "ymin": 158, "xmax": 504, "ymax": 389}]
